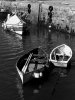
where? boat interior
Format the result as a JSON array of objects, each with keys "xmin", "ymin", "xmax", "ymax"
[
  {"xmin": 17, "ymin": 48, "xmax": 47, "ymax": 73},
  {"xmin": 51, "ymin": 49, "xmax": 69, "ymax": 61}
]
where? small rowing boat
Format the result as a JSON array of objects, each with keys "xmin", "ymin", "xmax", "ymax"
[
  {"xmin": 16, "ymin": 47, "xmax": 49, "ymax": 84},
  {"xmin": 2, "ymin": 14, "xmax": 26, "ymax": 35},
  {"xmin": 49, "ymin": 44, "xmax": 72, "ymax": 68}
]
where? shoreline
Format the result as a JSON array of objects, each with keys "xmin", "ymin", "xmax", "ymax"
[{"xmin": 0, "ymin": 0, "xmax": 75, "ymax": 35}]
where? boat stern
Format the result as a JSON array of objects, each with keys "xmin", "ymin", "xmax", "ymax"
[
  {"xmin": 33, "ymin": 72, "xmax": 43, "ymax": 78},
  {"xmin": 53, "ymin": 61, "xmax": 67, "ymax": 68}
]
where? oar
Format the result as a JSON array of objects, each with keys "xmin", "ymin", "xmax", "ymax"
[{"xmin": 22, "ymin": 53, "xmax": 33, "ymax": 74}]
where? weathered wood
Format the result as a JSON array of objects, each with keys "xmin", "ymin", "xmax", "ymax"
[{"xmin": 0, "ymin": 0, "xmax": 75, "ymax": 34}]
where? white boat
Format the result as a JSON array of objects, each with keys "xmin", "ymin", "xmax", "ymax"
[
  {"xmin": 2, "ymin": 14, "xmax": 26, "ymax": 35},
  {"xmin": 16, "ymin": 47, "xmax": 49, "ymax": 84},
  {"xmin": 49, "ymin": 44, "xmax": 72, "ymax": 68}
]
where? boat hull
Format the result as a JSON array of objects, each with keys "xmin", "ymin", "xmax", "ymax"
[
  {"xmin": 16, "ymin": 65, "xmax": 45, "ymax": 84},
  {"xmin": 16, "ymin": 47, "xmax": 49, "ymax": 84},
  {"xmin": 9, "ymin": 25, "xmax": 23, "ymax": 35},
  {"xmin": 51, "ymin": 61, "xmax": 67, "ymax": 68},
  {"xmin": 49, "ymin": 44, "xmax": 72, "ymax": 68},
  {"xmin": 2, "ymin": 23, "xmax": 23, "ymax": 35},
  {"xmin": 16, "ymin": 66, "xmax": 33, "ymax": 84},
  {"xmin": 2, "ymin": 14, "xmax": 26, "ymax": 35}
]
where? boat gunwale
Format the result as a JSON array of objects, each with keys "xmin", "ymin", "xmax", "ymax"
[
  {"xmin": 16, "ymin": 47, "xmax": 48, "ymax": 84},
  {"xmin": 49, "ymin": 44, "xmax": 72, "ymax": 63},
  {"xmin": 16, "ymin": 47, "xmax": 48, "ymax": 75}
]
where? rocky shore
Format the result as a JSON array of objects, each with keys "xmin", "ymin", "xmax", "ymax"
[{"xmin": 0, "ymin": 0, "xmax": 75, "ymax": 34}]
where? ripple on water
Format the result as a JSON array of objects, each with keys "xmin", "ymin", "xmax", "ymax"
[
  {"xmin": 0, "ymin": 27, "xmax": 24, "ymax": 100},
  {"xmin": 0, "ymin": 24, "xmax": 75, "ymax": 100}
]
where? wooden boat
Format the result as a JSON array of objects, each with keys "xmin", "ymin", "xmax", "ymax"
[
  {"xmin": 2, "ymin": 14, "xmax": 26, "ymax": 35},
  {"xmin": 49, "ymin": 44, "xmax": 72, "ymax": 68},
  {"xmin": 16, "ymin": 47, "xmax": 49, "ymax": 84}
]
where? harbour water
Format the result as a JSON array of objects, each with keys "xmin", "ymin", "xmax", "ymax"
[{"xmin": 0, "ymin": 22, "xmax": 75, "ymax": 100}]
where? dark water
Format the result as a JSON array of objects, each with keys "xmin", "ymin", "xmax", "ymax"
[{"xmin": 0, "ymin": 23, "xmax": 75, "ymax": 100}]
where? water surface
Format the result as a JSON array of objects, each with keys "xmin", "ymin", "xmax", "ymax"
[{"xmin": 0, "ymin": 23, "xmax": 75, "ymax": 100}]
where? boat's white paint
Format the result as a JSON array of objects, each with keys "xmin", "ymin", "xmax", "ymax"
[
  {"xmin": 49, "ymin": 44, "xmax": 72, "ymax": 67},
  {"xmin": 53, "ymin": 61, "xmax": 67, "ymax": 67},
  {"xmin": 13, "ymin": 31, "xmax": 22, "ymax": 35},
  {"xmin": 17, "ymin": 53, "xmax": 33, "ymax": 83},
  {"xmin": 16, "ymin": 64, "xmax": 43, "ymax": 84},
  {"xmin": 16, "ymin": 48, "xmax": 49, "ymax": 84},
  {"xmin": 33, "ymin": 72, "xmax": 43, "ymax": 78},
  {"xmin": 2, "ymin": 14, "xmax": 25, "ymax": 35},
  {"xmin": 16, "ymin": 66, "xmax": 23, "ymax": 84}
]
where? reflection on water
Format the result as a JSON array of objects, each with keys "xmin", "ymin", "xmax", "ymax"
[
  {"xmin": 0, "ymin": 23, "xmax": 75, "ymax": 100},
  {"xmin": 0, "ymin": 24, "xmax": 24, "ymax": 100},
  {"xmin": 16, "ymin": 75, "xmax": 24, "ymax": 100}
]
